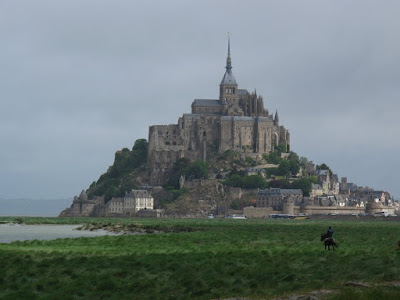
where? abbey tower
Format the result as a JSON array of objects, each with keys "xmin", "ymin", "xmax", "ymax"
[{"xmin": 147, "ymin": 39, "xmax": 290, "ymax": 184}]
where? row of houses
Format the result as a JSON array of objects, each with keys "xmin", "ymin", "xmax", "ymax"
[
  {"xmin": 60, "ymin": 189, "xmax": 160, "ymax": 217},
  {"xmin": 245, "ymin": 187, "xmax": 399, "ymax": 218}
]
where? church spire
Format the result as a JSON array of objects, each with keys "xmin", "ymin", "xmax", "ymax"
[
  {"xmin": 274, "ymin": 110, "xmax": 279, "ymax": 126},
  {"xmin": 226, "ymin": 33, "xmax": 232, "ymax": 71},
  {"xmin": 220, "ymin": 33, "xmax": 237, "ymax": 86}
]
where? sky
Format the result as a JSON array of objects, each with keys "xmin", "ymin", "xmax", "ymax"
[{"xmin": 1, "ymin": 1, "xmax": 399, "ymax": 205}]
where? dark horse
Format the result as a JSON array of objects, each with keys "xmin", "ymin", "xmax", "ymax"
[{"xmin": 321, "ymin": 233, "xmax": 338, "ymax": 251}]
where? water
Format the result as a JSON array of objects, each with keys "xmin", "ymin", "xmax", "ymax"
[
  {"xmin": 0, "ymin": 198, "xmax": 72, "ymax": 217},
  {"xmin": 0, "ymin": 224, "xmax": 115, "ymax": 243}
]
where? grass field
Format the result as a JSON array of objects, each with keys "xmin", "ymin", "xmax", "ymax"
[{"xmin": 1, "ymin": 217, "xmax": 400, "ymax": 299}]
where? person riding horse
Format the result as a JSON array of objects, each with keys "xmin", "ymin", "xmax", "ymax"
[{"xmin": 326, "ymin": 226, "xmax": 334, "ymax": 243}]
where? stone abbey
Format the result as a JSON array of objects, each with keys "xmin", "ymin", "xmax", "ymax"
[{"xmin": 148, "ymin": 39, "xmax": 290, "ymax": 184}]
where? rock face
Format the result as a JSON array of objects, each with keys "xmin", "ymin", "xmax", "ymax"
[
  {"xmin": 147, "ymin": 39, "xmax": 290, "ymax": 185},
  {"xmin": 165, "ymin": 179, "xmax": 258, "ymax": 217}
]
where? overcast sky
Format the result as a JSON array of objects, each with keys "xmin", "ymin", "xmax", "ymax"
[{"xmin": 1, "ymin": 1, "xmax": 399, "ymax": 203}]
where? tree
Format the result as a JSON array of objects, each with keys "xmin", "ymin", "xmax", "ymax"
[
  {"xmin": 242, "ymin": 175, "xmax": 268, "ymax": 189},
  {"xmin": 289, "ymin": 160, "xmax": 300, "ymax": 176},
  {"xmin": 309, "ymin": 176, "xmax": 318, "ymax": 184},
  {"xmin": 226, "ymin": 174, "xmax": 242, "ymax": 187},
  {"xmin": 168, "ymin": 158, "xmax": 190, "ymax": 188},
  {"xmin": 269, "ymin": 179, "xmax": 291, "ymax": 189},
  {"xmin": 299, "ymin": 156, "xmax": 309, "ymax": 168},
  {"xmin": 316, "ymin": 163, "xmax": 333, "ymax": 177},
  {"xmin": 278, "ymin": 160, "xmax": 291, "ymax": 177},
  {"xmin": 291, "ymin": 177, "xmax": 312, "ymax": 197},
  {"xmin": 104, "ymin": 184, "xmax": 118, "ymax": 201},
  {"xmin": 185, "ymin": 160, "xmax": 209, "ymax": 179},
  {"xmin": 263, "ymin": 151, "xmax": 281, "ymax": 164},
  {"xmin": 275, "ymin": 144, "xmax": 287, "ymax": 154}
]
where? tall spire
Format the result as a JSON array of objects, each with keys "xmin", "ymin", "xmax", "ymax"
[
  {"xmin": 226, "ymin": 33, "xmax": 232, "ymax": 71},
  {"xmin": 220, "ymin": 33, "xmax": 237, "ymax": 85}
]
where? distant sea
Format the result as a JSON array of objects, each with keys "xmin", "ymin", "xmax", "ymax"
[{"xmin": 0, "ymin": 198, "xmax": 72, "ymax": 217}]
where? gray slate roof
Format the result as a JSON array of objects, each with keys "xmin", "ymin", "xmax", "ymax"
[
  {"xmin": 317, "ymin": 170, "xmax": 328, "ymax": 176},
  {"xmin": 125, "ymin": 189, "xmax": 152, "ymax": 199},
  {"xmin": 221, "ymin": 116, "xmax": 254, "ymax": 121},
  {"xmin": 258, "ymin": 188, "xmax": 303, "ymax": 196},
  {"xmin": 183, "ymin": 113, "xmax": 200, "ymax": 119},
  {"xmin": 237, "ymin": 89, "xmax": 249, "ymax": 96},
  {"xmin": 312, "ymin": 183, "xmax": 322, "ymax": 189},
  {"xmin": 108, "ymin": 197, "xmax": 124, "ymax": 204},
  {"xmin": 192, "ymin": 99, "xmax": 221, "ymax": 107},
  {"xmin": 220, "ymin": 70, "xmax": 237, "ymax": 85}
]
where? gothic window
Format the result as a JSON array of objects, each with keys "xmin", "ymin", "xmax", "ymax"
[{"xmin": 203, "ymin": 132, "xmax": 206, "ymax": 137}]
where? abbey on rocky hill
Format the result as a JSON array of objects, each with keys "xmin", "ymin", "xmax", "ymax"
[{"xmin": 148, "ymin": 39, "xmax": 290, "ymax": 185}]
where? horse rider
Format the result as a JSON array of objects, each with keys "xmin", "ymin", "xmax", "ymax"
[{"xmin": 326, "ymin": 226, "xmax": 335, "ymax": 242}]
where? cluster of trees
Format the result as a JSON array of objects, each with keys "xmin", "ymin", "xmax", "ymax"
[
  {"xmin": 166, "ymin": 158, "xmax": 209, "ymax": 190},
  {"xmin": 224, "ymin": 174, "xmax": 268, "ymax": 189},
  {"xmin": 88, "ymin": 139, "xmax": 148, "ymax": 201},
  {"xmin": 316, "ymin": 163, "xmax": 333, "ymax": 177},
  {"xmin": 263, "ymin": 151, "xmax": 300, "ymax": 178}
]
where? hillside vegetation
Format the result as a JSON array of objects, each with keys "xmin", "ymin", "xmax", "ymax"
[
  {"xmin": 85, "ymin": 138, "xmax": 325, "ymax": 204},
  {"xmin": 87, "ymin": 139, "xmax": 148, "ymax": 201}
]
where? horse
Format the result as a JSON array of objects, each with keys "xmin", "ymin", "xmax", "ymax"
[{"xmin": 321, "ymin": 233, "xmax": 338, "ymax": 251}]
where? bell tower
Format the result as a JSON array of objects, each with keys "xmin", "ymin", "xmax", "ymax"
[{"xmin": 219, "ymin": 35, "xmax": 242, "ymax": 116}]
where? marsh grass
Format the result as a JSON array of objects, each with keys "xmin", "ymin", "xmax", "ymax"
[{"xmin": 1, "ymin": 217, "xmax": 400, "ymax": 299}]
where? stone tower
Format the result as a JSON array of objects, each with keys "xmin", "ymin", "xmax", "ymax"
[{"xmin": 219, "ymin": 37, "xmax": 242, "ymax": 116}]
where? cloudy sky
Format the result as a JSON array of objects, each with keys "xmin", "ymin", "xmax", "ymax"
[{"xmin": 1, "ymin": 1, "xmax": 399, "ymax": 204}]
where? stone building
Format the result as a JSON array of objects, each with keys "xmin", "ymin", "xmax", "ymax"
[
  {"xmin": 124, "ymin": 189, "xmax": 154, "ymax": 216},
  {"xmin": 148, "ymin": 39, "xmax": 290, "ymax": 185},
  {"xmin": 65, "ymin": 190, "xmax": 105, "ymax": 217},
  {"xmin": 257, "ymin": 188, "xmax": 303, "ymax": 211},
  {"xmin": 106, "ymin": 197, "xmax": 124, "ymax": 216},
  {"xmin": 61, "ymin": 189, "xmax": 155, "ymax": 218},
  {"xmin": 106, "ymin": 190, "xmax": 154, "ymax": 217}
]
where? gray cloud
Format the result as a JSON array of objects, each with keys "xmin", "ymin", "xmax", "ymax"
[{"xmin": 1, "ymin": 1, "xmax": 399, "ymax": 200}]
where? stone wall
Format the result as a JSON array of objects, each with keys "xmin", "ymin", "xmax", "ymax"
[
  {"xmin": 243, "ymin": 206, "xmax": 274, "ymax": 218},
  {"xmin": 301, "ymin": 206, "xmax": 366, "ymax": 215}
]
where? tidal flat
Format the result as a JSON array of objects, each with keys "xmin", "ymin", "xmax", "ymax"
[
  {"xmin": 0, "ymin": 224, "xmax": 117, "ymax": 243},
  {"xmin": 1, "ymin": 217, "xmax": 400, "ymax": 299}
]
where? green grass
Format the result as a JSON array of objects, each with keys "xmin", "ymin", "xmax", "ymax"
[{"xmin": 1, "ymin": 217, "xmax": 400, "ymax": 299}]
